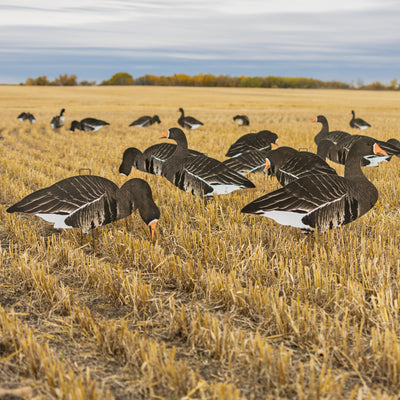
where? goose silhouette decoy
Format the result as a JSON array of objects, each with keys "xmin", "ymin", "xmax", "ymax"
[
  {"xmin": 177, "ymin": 108, "xmax": 203, "ymax": 130},
  {"xmin": 69, "ymin": 118, "xmax": 110, "ymax": 133},
  {"xmin": 225, "ymin": 130, "xmax": 279, "ymax": 158},
  {"xmin": 233, "ymin": 115, "xmax": 250, "ymax": 126},
  {"xmin": 119, "ymin": 143, "xmax": 203, "ymax": 176},
  {"xmin": 241, "ymin": 137, "xmax": 388, "ymax": 232},
  {"xmin": 17, "ymin": 112, "xmax": 35, "ymax": 123},
  {"xmin": 50, "ymin": 108, "xmax": 66, "ymax": 130},
  {"xmin": 349, "ymin": 110, "xmax": 371, "ymax": 130},
  {"xmin": 158, "ymin": 127, "xmax": 255, "ymax": 196},
  {"xmin": 6, "ymin": 175, "xmax": 160, "ymax": 239},
  {"xmin": 129, "ymin": 115, "xmax": 161, "ymax": 127}
]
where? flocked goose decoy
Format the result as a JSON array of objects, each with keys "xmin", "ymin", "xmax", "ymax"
[
  {"xmin": 312, "ymin": 115, "xmax": 351, "ymax": 146},
  {"xmin": 233, "ymin": 115, "xmax": 250, "ymax": 126},
  {"xmin": 177, "ymin": 108, "xmax": 203, "ymax": 130},
  {"xmin": 17, "ymin": 112, "xmax": 36, "ymax": 123},
  {"xmin": 6, "ymin": 175, "xmax": 160, "ymax": 239},
  {"xmin": 69, "ymin": 118, "xmax": 110, "ymax": 133},
  {"xmin": 225, "ymin": 130, "xmax": 279, "ymax": 157},
  {"xmin": 159, "ymin": 127, "xmax": 255, "ymax": 196},
  {"xmin": 129, "ymin": 115, "xmax": 161, "ymax": 127},
  {"xmin": 119, "ymin": 143, "xmax": 203, "ymax": 176},
  {"xmin": 222, "ymin": 149, "xmax": 270, "ymax": 175},
  {"xmin": 349, "ymin": 110, "xmax": 371, "ymax": 130},
  {"xmin": 241, "ymin": 137, "xmax": 388, "ymax": 232},
  {"xmin": 50, "ymin": 108, "xmax": 66, "ymax": 130}
]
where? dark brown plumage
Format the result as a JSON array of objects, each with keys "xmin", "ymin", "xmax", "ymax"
[
  {"xmin": 225, "ymin": 130, "xmax": 279, "ymax": 157},
  {"xmin": 50, "ymin": 108, "xmax": 66, "ymax": 130},
  {"xmin": 177, "ymin": 108, "xmax": 203, "ymax": 130},
  {"xmin": 233, "ymin": 115, "xmax": 250, "ymax": 126},
  {"xmin": 69, "ymin": 118, "xmax": 109, "ymax": 133},
  {"xmin": 241, "ymin": 137, "xmax": 388, "ymax": 232},
  {"xmin": 17, "ymin": 112, "xmax": 35, "ymax": 123},
  {"xmin": 350, "ymin": 110, "xmax": 371, "ymax": 130},
  {"xmin": 129, "ymin": 115, "xmax": 161, "ymax": 127},
  {"xmin": 7, "ymin": 175, "xmax": 160, "ymax": 239}
]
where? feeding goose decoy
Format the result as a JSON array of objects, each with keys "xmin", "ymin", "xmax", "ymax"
[
  {"xmin": 158, "ymin": 127, "xmax": 255, "ymax": 196},
  {"xmin": 177, "ymin": 108, "xmax": 203, "ymax": 130},
  {"xmin": 50, "ymin": 108, "xmax": 66, "ymax": 130},
  {"xmin": 225, "ymin": 130, "xmax": 279, "ymax": 158},
  {"xmin": 129, "ymin": 115, "xmax": 161, "ymax": 127},
  {"xmin": 69, "ymin": 118, "xmax": 110, "ymax": 133},
  {"xmin": 349, "ymin": 110, "xmax": 371, "ymax": 130},
  {"xmin": 119, "ymin": 143, "xmax": 203, "ymax": 176},
  {"xmin": 6, "ymin": 175, "xmax": 160, "ymax": 240},
  {"xmin": 241, "ymin": 137, "xmax": 388, "ymax": 232},
  {"xmin": 222, "ymin": 149, "xmax": 270, "ymax": 175},
  {"xmin": 17, "ymin": 112, "xmax": 35, "ymax": 123},
  {"xmin": 233, "ymin": 115, "xmax": 250, "ymax": 126}
]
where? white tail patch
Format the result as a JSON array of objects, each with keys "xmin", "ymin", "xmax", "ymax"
[
  {"xmin": 255, "ymin": 210, "xmax": 310, "ymax": 229},
  {"xmin": 35, "ymin": 213, "xmax": 71, "ymax": 229}
]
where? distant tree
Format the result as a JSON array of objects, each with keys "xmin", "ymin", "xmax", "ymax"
[
  {"xmin": 389, "ymin": 78, "xmax": 399, "ymax": 90},
  {"xmin": 79, "ymin": 80, "xmax": 97, "ymax": 86},
  {"xmin": 54, "ymin": 74, "xmax": 78, "ymax": 86},
  {"xmin": 34, "ymin": 76, "xmax": 50, "ymax": 85},
  {"xmin": 25, "ymin": 77, "xmax": 35, "ymax": 85},
  {"xmin": 101, "ymin": 72, "xmax": 134, "ymax": 85}
]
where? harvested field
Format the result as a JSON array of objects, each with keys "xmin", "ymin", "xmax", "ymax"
[{"xmin": 0, "ymin": 86, "xmax": 399, "ymax": 399}]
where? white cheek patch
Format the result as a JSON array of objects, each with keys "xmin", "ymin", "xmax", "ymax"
[{"xmin": 35, "ymin": 213, "xmax": 72, "ymax": 229}]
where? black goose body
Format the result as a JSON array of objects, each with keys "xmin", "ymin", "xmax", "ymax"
[
  {"xmin": 350, "ymin": 110, "xmax": 371, "ymax": 130},
  {"xmin": 225, "ymin": 130, "xmax": 279, "ymax": 157},
  {"xmin": 119, "ymin": 143, "xmax": 203, "ymax": 176},
  {"xmin": 159, "ymin": 127, "xmax": 255, "ymax": 196},
  {"xmin": 51, "ymin": 108, "xmax": 66, "ymax": 129},
  {"xmin": 7, "ymin": 175, "xmax": 160, "ymax": 238},
  {"xmin": 69, "ymin": 118, "xmax": 110, "ymax": 133},
  {"xmin": 177, "ymin": 108, "xmax": 203, "ymax": 130},
  {"xmin": 387, "ymin": 138, "xmax": 400, "ymax": 147},
  {"xmin": 264, "ymin": 146, "xmax": 338, "ymax": 186},
  {"xmin": 233, "ymin": 115, "xmax": 250, "ymax": 126},
  {"xmin": 129, "ymin": 115, "xmax": 161, "ymax": 127},
  {"xmin": 241, "ymin": 137, "xmax": 387, "ymax": 232},
  {"xmin": 17, "ymin": 112, "xmax": 35, "ymax": 123},
  {"xmin": 222, "ymin": 149, "xmax": 270, "ymax": 174},
  {"xmin": 312, "ymin": 115, "xmax": 351, "ymax": 146}
]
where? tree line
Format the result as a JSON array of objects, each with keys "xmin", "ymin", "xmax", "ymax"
[{"xmin": 23, "ymin": 72, "xmax": 400, "ymax": 90}]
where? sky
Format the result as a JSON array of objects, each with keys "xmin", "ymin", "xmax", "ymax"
[{"xmin": 1, "ymin": 0, "xmax": 399, "ymax": 84}]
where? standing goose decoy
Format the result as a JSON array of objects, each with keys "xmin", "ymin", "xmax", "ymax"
[
  {"xmin": 17, "ymin": 112, "xmax": 36, "ymax": 124},
  {"xmin": 50, "ymin": 108, "xmax": 66, "ymax": 130},
  {"xmin": 263, "ymin": 147, "xmax": 338, "ymax": 186},
  {"xmin": 241, "ymin": 137, "xmax": 388, "ymax": 232},
  {"xmin": 225, "ymin": 130, "xmax": 279, "ymax": 158},
  {"xmin": 233, "ymin": 115, "xmax": 250, "ymax": 126},
  {"xmin": 119, "ymin": 143, "xmax": 203, "ymax": 177},
  {"xmin": 312, "ymin": 115, "xmax": 351, "ymax": 146},
  {"xmin": 6, "ymin": 175, "xmax": 160, "ymax": 240},
  {"xmin": 69, "ymin": 118, "xmax": 110, "ymax": 133},
  {"xmin": 159, "ymin": 127, "xmax": 255, "ymax": 196},
  {"xmin": 129, "ymin": 115, "xmax": 161, "ymax": 127},
  {"xmin": 177, "ymin": 108, "xmax": 203, "ymax": 130},
  {"xmin": 350, "ymin": 110, "xmax": 371, "ymax": 130}
]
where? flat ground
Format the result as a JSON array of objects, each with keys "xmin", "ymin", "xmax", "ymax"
[{"xmin": 0, "ymin": 86, "xmax": 399, "ymax": 399}]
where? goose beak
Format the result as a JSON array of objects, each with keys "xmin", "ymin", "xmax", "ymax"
[
  {"xmin": 264, "ymin": 159, "xmax": 271, "ymax": 173},
  {"xmin": 312, "ymin": 117, "xmax": 317, "ymax": 122},
  {"xmin": 159, "ymin": 131, "xmax": 169, "ymax": 139},
  {"xmin": 149, "ymin": 220, "xmax": 158, "ymax": 240},
  {"xmin": 373, "ymin": 143, "xmax": 388, "ymax": 156}
]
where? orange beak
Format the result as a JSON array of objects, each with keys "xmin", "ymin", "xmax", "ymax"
[
  {"xmin": 264, "ymin": 159, "xmax": 271, "ymax": 173},
  {"xmin": 312, "ymin": 117, "xmax": 317, "ymax": 122},
  {"xmin": 149, "ymin": 220, "xmax": 158, "ymax": 240},
  {"xmin": 373, "ymin": 143, "xmax": 388, "ymax": 156},
  {"xmin": 159, "ymin": 131, "xmax": 169, "ymax": 139}
]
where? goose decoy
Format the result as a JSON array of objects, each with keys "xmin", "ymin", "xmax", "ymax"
[
  {"xmin": 69, "ymin": 118, "xmax": 110, "ymax": 133},
  {"xmin": 17, "ymin": 112, "xmax": 35, "ymax": 123},
  {"xmin": 119, "ymin": 143, "xmax": 203, "ymax": 176},
  {"xmin": 241, "ymin": 137, "xmax": 388, "ymax": 232},
  {"xmin": 350, "ymin": 110, "xmax": 371, "ymax": 130},
  {"xmin": 50, "ymin": 108, "xmax": 66, "ymax": 130},
  {"xmin": 387, "ymin": 138, "xmax": 400, "ymax": 147},
  {"xmin": 158, "ymin": 127, "xmax": 255, "ymax": 196},
  {"xmin": 6, "ymin": 175, "xmax": 160, "ymax": 240},
  {"xmin": 225, "ymin": 130, "xmax": 279, "ymax": 158},
  {"xmin": 177, "ymin": 108, "xmax": 203, "ymax": 130},
  {"xmin": 312, "ymin": 115, "xmax": 351, "ymax": 146},
  {"xmin": 233, "ymin": 115, "xmax": 250, "ymax": 126},
  {"xmin": 129, "ymin": 115, "xmax": 161, "ymax": 127},
  {"xmin": 263, "ymin": 147, "xmax": 338, "ymax": 186},
  {"xmin": 222, "ymin": 149, "xmax": 270, "ymax": 174}
]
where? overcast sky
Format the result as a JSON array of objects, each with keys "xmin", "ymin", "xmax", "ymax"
[{"xmin": 1, "ymin": 0, "xmax": 399, "ymax": 84}]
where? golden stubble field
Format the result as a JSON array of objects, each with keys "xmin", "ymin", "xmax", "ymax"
[{"xmin": 0, "ymin": 86, "xmax": 399, "ymax": 399}]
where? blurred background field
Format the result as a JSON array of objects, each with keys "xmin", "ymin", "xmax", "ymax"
[{"xmin": 0, "ymin": 86, "xmax": 399, "ymax": 399}]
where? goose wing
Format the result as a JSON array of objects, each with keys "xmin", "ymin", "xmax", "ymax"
[
  {"xmin": 183, "ymin": 116, "xmax": 203, "ymax": 128},
  {"xmin": 129, "ymin": 116, "xmax": 151, "ymax": 127},
  {"xmin": 222, "ymin": 150, "xmax": 267, "ymax": 174},
  {"xmin": 242, "ymin": 174, "xmax": 361, "ymax": 231},
  {"xmin": 225, "ymin": 131, "xmax": 276, "ymax": 157}
]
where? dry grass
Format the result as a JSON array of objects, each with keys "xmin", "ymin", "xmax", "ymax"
[{"xmin": 0, "ymin": 86, "xmax": 399, "ymax": 399}]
